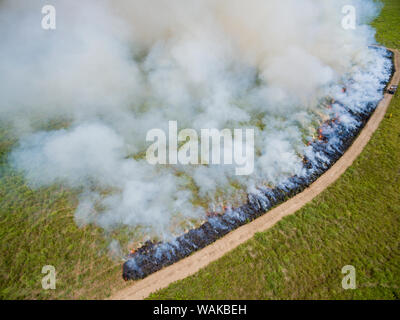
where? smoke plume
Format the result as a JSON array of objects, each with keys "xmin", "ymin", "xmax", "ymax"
[{"xmin": 1, "ymin": 0, "xmax": 390, "ymax": 243}]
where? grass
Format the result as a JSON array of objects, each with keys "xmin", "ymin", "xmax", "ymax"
[
  {"xmin": 148, "ymin": 0, "xmax": 400, "ymax": 299},
  {"xmin": 0, "ymin": 127, "xmax": 133, "ymax": 299},
  {"xmin": 373, "ymin": 0, "xmax": 400, "ymax": 49},
  {"xmin": 0, "ymin": 0, "xmax": 399, "ymax": 300}
]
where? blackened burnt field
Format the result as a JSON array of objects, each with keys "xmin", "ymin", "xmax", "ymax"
[{"xmin": 123, "ymin": 48, "xmax": 395, "ymax": 281}]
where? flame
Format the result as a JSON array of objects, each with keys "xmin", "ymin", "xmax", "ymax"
[
  {"xmin": 206, "ymin": 203, "xmax": 228, "ymax": 218},
  {"xmin": 318, "ymin": 128, "xmax": 324, "ymax": 140}
]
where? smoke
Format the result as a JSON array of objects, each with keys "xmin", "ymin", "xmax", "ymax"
[{"xmin": 1, "ymin": 0, "xmax": 390, "ymax": 242}]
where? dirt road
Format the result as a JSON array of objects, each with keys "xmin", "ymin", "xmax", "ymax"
[{"xmin": 111, "ymin": 49, "xmax": 399, "ymax": 300}]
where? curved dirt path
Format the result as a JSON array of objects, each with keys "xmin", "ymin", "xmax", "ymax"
[{"xmin": 111, "ymin": 48, "xmax": 399, "ymax": 300}]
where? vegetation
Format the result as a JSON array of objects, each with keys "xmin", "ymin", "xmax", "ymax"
[
  {"xmin": 148, "ymin": 0, "xmax": 400, "ymax": 300},
  {"xmin": 0, "ymin": 124, "xmax": 134, "ymax": 299},
  {"xmin": 373, "ymin": 0, "xmax": 400, "ymax": 49}
]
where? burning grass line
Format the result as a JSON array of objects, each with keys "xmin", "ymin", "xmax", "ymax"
[
  {"xmin": 122, "ymin": 47, "xmax": 395, "ymax": 282},
  {"xmin": 147, "ymin": 39, "xmax": 400, "ymax": 298}
]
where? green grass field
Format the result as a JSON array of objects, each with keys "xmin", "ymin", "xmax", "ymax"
[
  {"xmin": 1, "ymin": 0, "xmax": 399, "ymax": 300},
  {"xmin": 0, "ymin": 132, "xmax": 130, "ymax": 299},
  {"xmin": 148, "ymin": 0, "xmax": 400, "ymax": 299}
]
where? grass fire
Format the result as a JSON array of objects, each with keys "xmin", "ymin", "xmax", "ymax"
[{"xmin": 0, "ymin": 0, "xmax": 399, "ymax": 300}]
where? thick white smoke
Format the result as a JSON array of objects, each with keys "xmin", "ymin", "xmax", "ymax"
[{"xmin": 1, "ymin": 0, "xmax": 389, "ymax": 243}]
